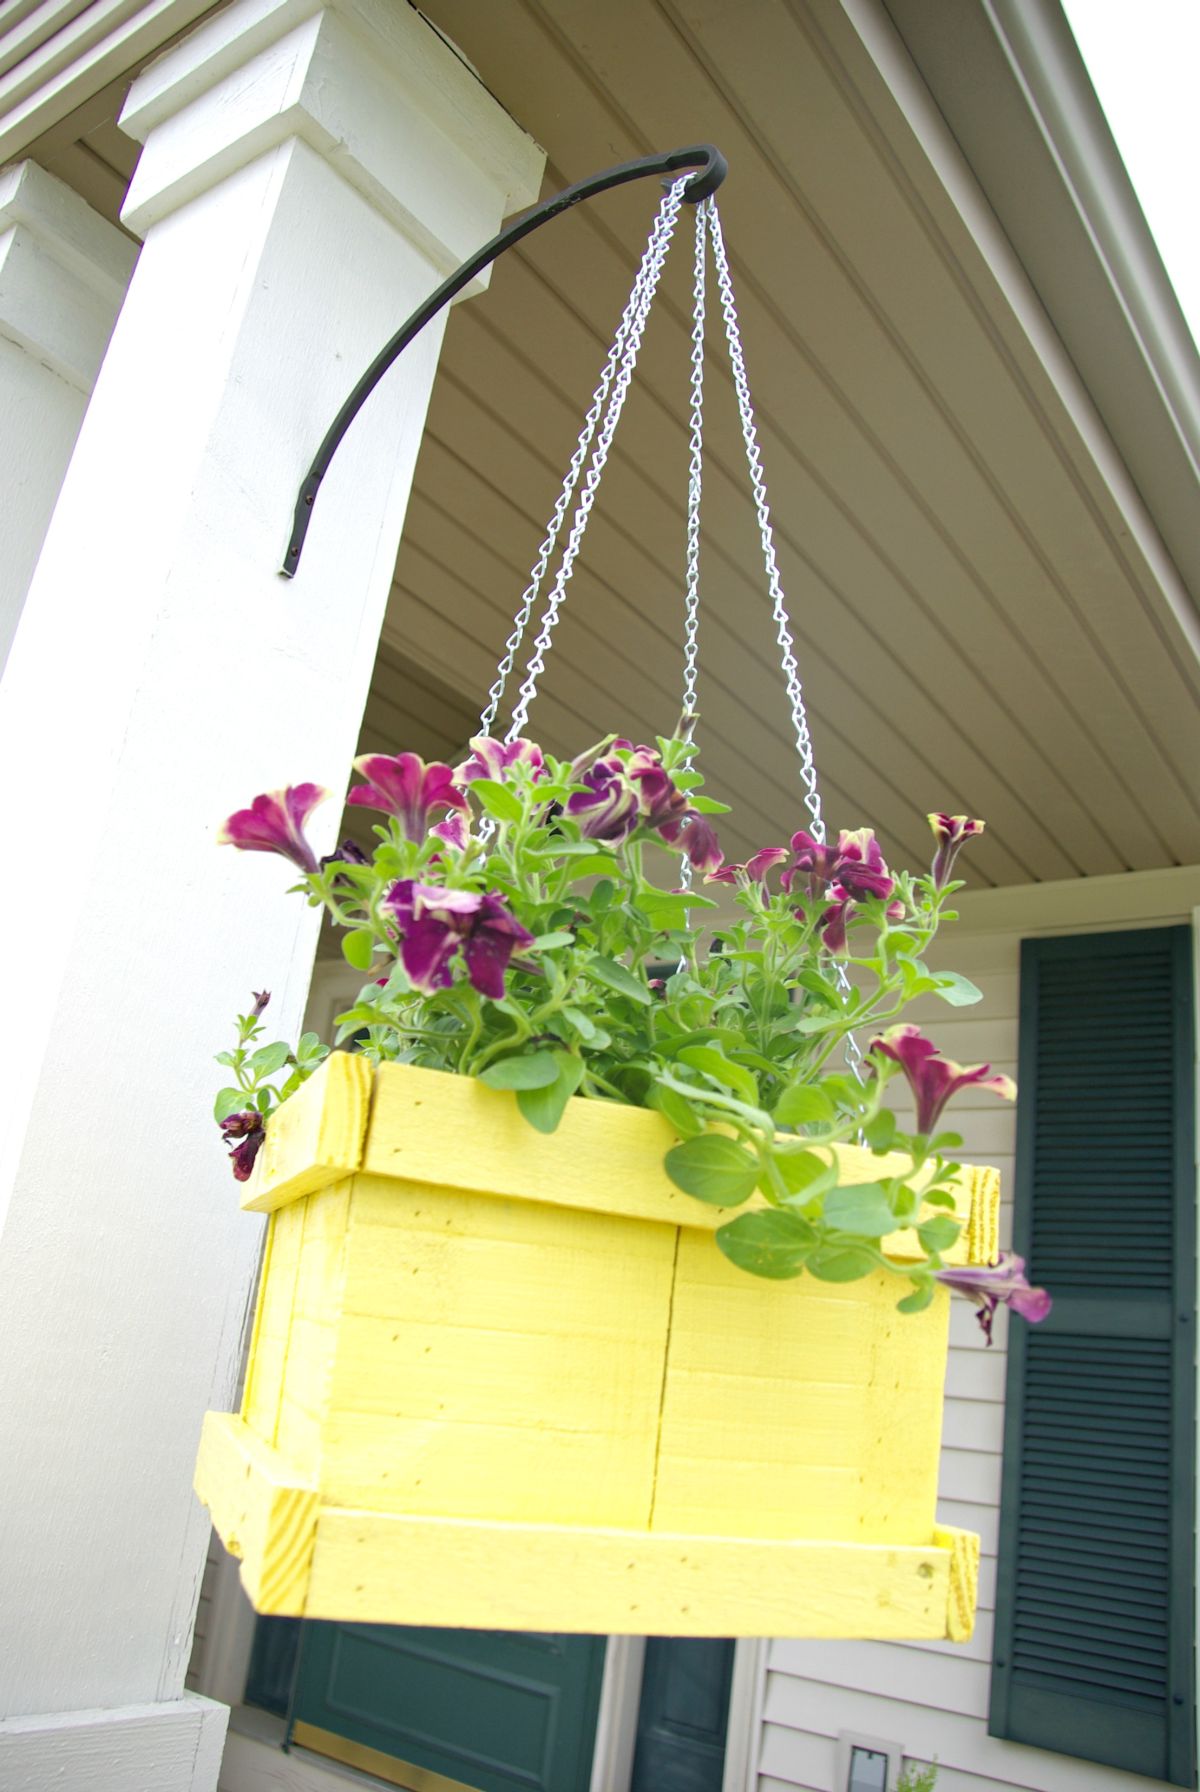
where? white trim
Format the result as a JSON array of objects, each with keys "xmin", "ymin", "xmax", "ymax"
[
  {"xmin": 833, "ymin": 1728, "xmax": 905, "ymax": 1790},
  {"xmin": 589, "ymin": 1636, "xmax": 645, "ymax": 1792},
  {"xmin": 723, "ymin": 1637, "xmax": 768, "ymax": 1792},
  {"xmin": 0, "ymin": 1, "xmax": 217, "ymax": 165},
  {"xmin": 0, "ymin": 1695, "xmax": 229, "ymax": 1792},
  {"xmin": 954, "ymin": 864, "xmax": 1200, "ymax": 936}
]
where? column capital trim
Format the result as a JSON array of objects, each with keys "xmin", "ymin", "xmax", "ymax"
[
  {"xmin": 119, "ymin": 0, "xmax": 544, "ymax": 252},
  {"xmin": 0, "ymin": 160, "xmax": 136, "ymax": 302}
]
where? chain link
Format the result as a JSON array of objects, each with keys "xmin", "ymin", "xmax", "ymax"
[
  {"xmin": 676, "ymin": 199, "xmax": 708, "ymax": 901},
  {"xmin": 705, "ymin": 201, "xmax": 862, "ymax": 1077},
  {"xmin": 505, "ymin": 179, "xmax": 688, "ymax": 742}
]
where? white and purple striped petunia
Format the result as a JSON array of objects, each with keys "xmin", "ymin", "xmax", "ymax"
[
  {"xmin": 348, "ymin": 753, "xmax": 468, "ymax": 841},
  {"xmin": 218, "ymin": 783, "xmax": 329, "ymax": 873},
  {"xmin": 385, "ymin": 880, "xmax": 534, "ymax": 1000}
]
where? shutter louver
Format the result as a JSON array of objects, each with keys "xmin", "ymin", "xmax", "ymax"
[{"xmin": 990, "ymin": 928, "xmax": 1195, "ymax": 1785}]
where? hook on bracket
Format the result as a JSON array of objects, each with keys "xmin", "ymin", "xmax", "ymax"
[{"xmin": 282, "ymin": 143, "xmax": 727, "ymax": 576}]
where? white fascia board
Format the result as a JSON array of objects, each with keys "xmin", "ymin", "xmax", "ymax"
[
  {"xmin": 0, "ymin": 0, "xmax": 218, "ymax": 165},
  {"xmin": 881, "ymin": 0, "xmax": 1200, "ymax": 640}
]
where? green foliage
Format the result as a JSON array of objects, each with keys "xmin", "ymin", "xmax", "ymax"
[
  {"xmin": 897, "ymin": 1761, "xmax": 939, "ymax": 1791},
  {"xmin": 215, "ymin": 730, "xmax": 992, "ymax": 1309}
]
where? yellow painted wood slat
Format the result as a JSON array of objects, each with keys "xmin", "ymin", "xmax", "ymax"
[
  {"xmin": 194, "ymin": 1413, "xmax": 317, "ymax": 1617},
  {"xmin": 241, "ymin": 1052, "xmax": 372, "ymax": 1214},
  {"xmin": 304, "ymin": 1509, "xmax": 976, "ymax": 1639}
]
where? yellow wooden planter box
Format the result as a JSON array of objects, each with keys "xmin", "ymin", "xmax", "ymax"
[{"xmin": 197, "ymin": 1052, "xmax": 996, "ymax": 1639}]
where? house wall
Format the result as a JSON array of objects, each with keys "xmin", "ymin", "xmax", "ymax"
[{"xmin": 758, "ymin": 865, "xmax": 1200, "ymax": 1792}]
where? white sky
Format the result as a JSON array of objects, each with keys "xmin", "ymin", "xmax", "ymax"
[{"xmin": 1061, "ymin": 0, "xmax": 1200, "ymax": 351}]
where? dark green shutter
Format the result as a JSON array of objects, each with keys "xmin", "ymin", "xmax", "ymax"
[
  {"xmin": 629, "ymin": 1638, "xmax": 734, "ymax": 1792},
  {"xmin": 990, "ymin": 927, "xmax": 1196, "ymax": 1784}
]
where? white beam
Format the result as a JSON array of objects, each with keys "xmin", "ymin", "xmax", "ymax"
[
  {"xmin": 0, "ymin": 2, "xmax": 541, "ymax": 1784},
  {"xmin": 0, "ymin": 159, "xmax": 135, "ymax": 671}
]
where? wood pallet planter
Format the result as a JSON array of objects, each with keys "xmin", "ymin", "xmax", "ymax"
[{"xmin": 196, "ymin": 1051, "xmax": 994, "ymax": 1638}]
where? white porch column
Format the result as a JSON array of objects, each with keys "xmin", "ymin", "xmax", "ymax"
[
  {"xmin": 0, "ymin": 160, "xmax": 136, "ymax": 673},
  {"xmin": 0, "ymin": 1, "xmax": 542, "ymax": 1785}
]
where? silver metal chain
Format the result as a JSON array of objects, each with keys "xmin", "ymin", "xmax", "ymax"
[
  {"xmin": 477, "ymin": 186, "xmax": 686, "ymax": 740},
  {"xmin": 677, "ymin": 199, "xmax": 708, "ymax": 900},
  {"xmin": 705, "ymin": 202, "xmax": 862, "ymax": 1076},
  {"xmin": 505, "ymin": 179, "xmax": 688, "ymax": 742},
  {"xmin": 704, "ymin": 203, "xmax": 825, "ymax": 846}
]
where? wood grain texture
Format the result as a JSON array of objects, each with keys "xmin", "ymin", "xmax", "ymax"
[
  {"xmin": 241, "ymin": 1053, "xmax": 373, "ymax": 1215},
  {"xmin": 193, "ymin": 1414, "xmax": 317, "ymax": 1618},
  {"xmin": 653, "ymin": 1236, "xmax": 950, "ymax": 1540},
  {"xmin": 304, "ymin": 1509, "xmax": 968, "ymax": 1639}
]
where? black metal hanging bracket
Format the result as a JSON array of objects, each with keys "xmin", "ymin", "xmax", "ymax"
[{"xmin": 281, "ymin": 143, "xmax": 728, "ymax": 576}]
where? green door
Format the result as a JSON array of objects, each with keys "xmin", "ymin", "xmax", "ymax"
[{"xmin": 290, "ymin": 1623, "xmax": 606, "ymax": 1792}]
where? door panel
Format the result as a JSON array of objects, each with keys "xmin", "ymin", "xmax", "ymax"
[{"xmin": 291, "ymin": 1623, "xmax": 606, "ymax": 1792}]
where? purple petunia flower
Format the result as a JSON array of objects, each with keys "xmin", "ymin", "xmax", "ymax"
[
  {"xmin": 928, "ymin": 813, "xmax": 986, "ymax": 889},
  {"xmin": 660, "ymin": 811, "xmax": 724, "ymax": 875},
  {"xmin": 457, "ymin": 736, "xmax": 546, "ymax": 785},
  {"xmin": 220, "ymin": 1109, "xmax": 266, "ymax": 1182},
  {"xmin": 870, "ymin": 1024, "xmax": 1016, "ymax": 1134},
  {"xmin": 935, "ymin": 1253, "xmax": 1052, "ymax": 1345},
  {"xmin": 218, "ymin": 784, "xmax": 328, "ymax": 873},
  {"xmin": 431, "ymin": 810, "xmax": 470, "ymax": 851},
  {"xmin": 384, "ymin": 880, "xmax": 534, "ymax": 999},
  {"xmin": 706, "ymin": 846, "xmax": 790, "ymax": 886},
  {"xmin": 783, "ymin": 827, "xmax": 894, "ymax": 901},
  {"xmin": 347, "ymin": 753, "xmax": 468, "ymax": 841},
  {"xmin": 567, "ymin": 758, "xmax": 640, "ymax": 843}
]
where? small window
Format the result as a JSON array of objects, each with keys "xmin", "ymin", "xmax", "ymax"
[{"xmin": 835, "ymin": 1731, "xmax": 903, "ymax": 1791}]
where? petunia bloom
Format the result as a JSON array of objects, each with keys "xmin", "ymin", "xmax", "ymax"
[
  {"xmin": 707, "ymin": 846, "xmax": 789, "ymax": 885},
  {"xmin": 935, "ymin": 1253, "xmax": 1052, "ymax": 1345},
  {"xmin": 567, "ymin": 758, "xmax": 640, "ymax": 843},
  {"xmin": 431, "ymin": 811, "xmax": 470, "ymax": 851},
  {"xmin": 218, "ymin": 784, "xmax": 328, "ymax": 873},
  {"xmin": 347, "ymin": 753, "xmax": 468, "ymax": 841},
  {"xmin": 220, "ymin": 1110, "xmax": 265, "ymax": 1182},
  {"xmin": 870, "ymin": 1024, "xmax": 1016, "ymax": 1134},
  {"xmin": 929, "ymin": 814, "xmax": 985, "ymax": 889},
  {"xmin": 783, "ymin": 827, "xmax": 893, "ymax": 901},
  {"xmin": 661, "ymin": 811, "xmax": 724, "ymax": 875},
  {"xmin": 384, "ymin": 880, "xmax": 534, "ymax": 999},
  {"xmin": 457, "ymin": 736, "xmax": 546, "ymax": 784}
]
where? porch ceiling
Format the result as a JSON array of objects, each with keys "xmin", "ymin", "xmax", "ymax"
[{"xmin": 373, "ymin": 0, "xmax": 1200, "ymax": 889}]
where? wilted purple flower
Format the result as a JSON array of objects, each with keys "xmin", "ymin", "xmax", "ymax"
[
  {"xmin": 348, "ymin": 753, "xmax": 468, "ymax": 841},
  {"xmin": 250, "ymin": 990, "xmax": 271, "ymax": 1019},
  {"xmin": 660, "ymin": 811, "xmax": 724, "ymax": 875},
  {"xmin": 929, "ymin": 813, "xmax": 985, "ymax": 889},
  {"xmin": 385, "ymin": 880, "xmax": 534, "ymax": 999},
  {"xmin": 220, "ymin": 1109, "xmax": 265, "ymax": 1182},
  {"xmin": 567, "ymin": 758, "xmax": 639, "ymax": 842},
  {"xmin": 707, "ymin": 846, "xmax": 790, "ymax": 885},
  {"xmin": 819, "ymin": 883, "xmax": 854, "ymax": 954},
  {"xmin": 218, "ymin": 784, "xmax": 328, "ymax": 873},
  {"xmin": 870, "ymin": 1024, "xmax": 1016, "ymax": 1134},
  {"xmin": 935, "ymin": 1253, "xmax": 1052, "ymax": 1345},
  {"xmin": 457, "ymin": 736, "xmax": 546, "ymax": 784}
]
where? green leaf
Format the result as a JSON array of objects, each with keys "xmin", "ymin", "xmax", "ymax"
[
  {"xmin": 664, "ymin": 1134, "xmax": 760, "ymax": 1206},
  {"xmin": 676, "ymin": 1045, "xmax": 759, "ymax": 1107},
  {"xmin": 469, "ymin": 777, "xmax": 523, "ymax": 824},
  {"xmin": 532, "ymin": 931, "xmax": 576, "ymax": 950},
  {"xmin": 772, "ymin": 1149, "xmax": 838, "ymax": 1200},
  {"xmin": 213, "ymin": 1086, "xmax": 249, "ymax": 1122},
  {"xmin": 715, "ymin": 1210, "xmax": 816, "ymax": 1279},
  {"xmin": 863, "ymin": 1108, "xmax": 897, "ymax": 1152},
  {"xmin": 774, "ymin": 1083, "xmax": 835, "ymax": 1127},
  {"xmin": 807, "ymin": 1243, "xmax": 879, "ymax": 1282},
  {"xmin": 685, "ymin": 794, "xmax": 732, "ymax": 814},
  {"xmin": 933, "ymin": 971, "xmax": 983, "ymax": 1007},
  {"xmin": 892, "ymin": 1183, "xmax": 920, "ymax": 1223},
  {"xmin": 822, "ymin": 1183, "xmax": 896, "ymax": 1237},
  {"xmin": 585, "ymin": 956, "xmax": 652, "ymax": 1005},
  {"xmin": 917, "ymin": 1214, "xmax": 963, "ymax": 1253},
  {"xmin": 479, "ymin": 1051, "xmax": 561, "ymax": 1092},
  {"xmin": 516, "ymin": 1052, "xmax": 584, "ymax": 1134},
  {"xmin": 341, "ymin": 928, "xmax": 377, "ymax": 972},
  {"xmin": 248, "ymin": 1040, "xmax": 291, "ymax": 1076},
  {"xmin": 897, "ymin": 1280, "xmax": 937, "ymax": 1315},
  {"xmin": 648, "ymin": 1082, "xmax": 704, "ymax": 1139}
]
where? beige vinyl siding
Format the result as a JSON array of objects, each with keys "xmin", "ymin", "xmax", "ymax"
[{"xmin": 757, "ymin": 872, "xmax": 1200, "ymax": 1792}]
